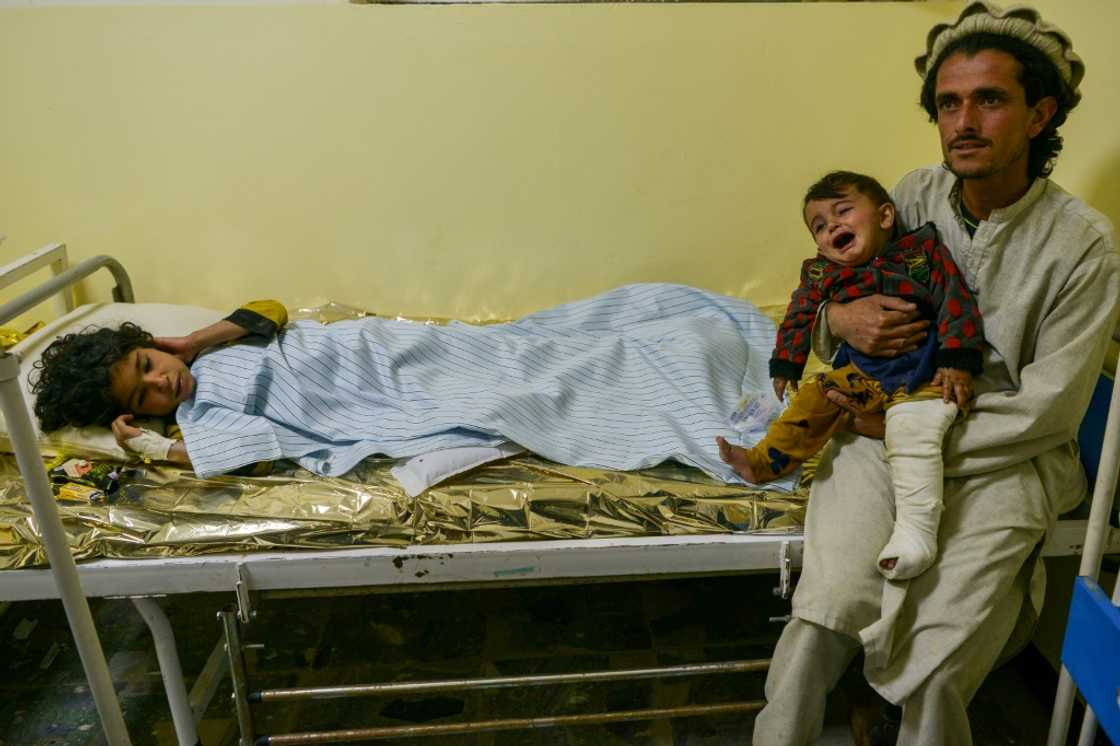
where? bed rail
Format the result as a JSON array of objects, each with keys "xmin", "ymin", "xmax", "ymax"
[
  {"xmin": 0, "ymin": 242, "xmax": 73, "ymax": 321},
  {"xmin": 0, "ymin": 242, "xmax": 134, "ymax": 743},
  {"xmin": 0, "ymin": 352, "xmax": 132, "ymax": 744},
  {"xmin": 0, "ymin": 250, "xmax": 133, "ymax": 326}
]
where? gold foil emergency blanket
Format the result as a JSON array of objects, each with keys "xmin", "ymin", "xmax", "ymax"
[{"xmin": 0, "ymin": 453, "xmax": 805, "ymax": 569}]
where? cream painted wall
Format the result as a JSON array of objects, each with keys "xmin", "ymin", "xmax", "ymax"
[{"xmin": 0, "ymin": 0, "xmax": 1116, "ymax": 321}]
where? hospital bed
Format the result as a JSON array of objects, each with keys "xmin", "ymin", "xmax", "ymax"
[{"xmin": 0, "ymin": 243, "xmax": 1116, "ymax": 745}]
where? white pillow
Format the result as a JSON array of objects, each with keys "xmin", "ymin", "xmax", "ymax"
[{"xmin": 3, "ymin": 302, "xmax": 224, "ymax": 460}]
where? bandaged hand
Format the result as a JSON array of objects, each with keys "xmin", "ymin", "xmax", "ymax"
[{"xmin": 111, "ymin": 414, "xmax": 175, "ymax": 461}]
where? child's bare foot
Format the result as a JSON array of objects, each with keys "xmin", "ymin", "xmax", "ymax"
[{"xmin": 716, "ymin": 436, "xmax": 759, "ymax": 483}]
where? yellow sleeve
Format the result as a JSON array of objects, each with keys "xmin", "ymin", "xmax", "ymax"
[{"xmin": 223, "ymin": 300, "xmax": 288, "ymax": 339}]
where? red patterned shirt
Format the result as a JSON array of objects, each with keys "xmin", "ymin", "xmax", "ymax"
[{"xmin": 770, "ymin": 222, "xmax": 984, "ymax": 382}]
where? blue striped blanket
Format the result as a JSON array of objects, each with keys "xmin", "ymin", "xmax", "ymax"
[{"xmin": 176, "ymin": 284, "xmax": 794, "ymax": 489}]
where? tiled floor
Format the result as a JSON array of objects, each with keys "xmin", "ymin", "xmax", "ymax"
[{"xmin": 0, "ymin": 574, "xmax": 1101, "ymax": 745}]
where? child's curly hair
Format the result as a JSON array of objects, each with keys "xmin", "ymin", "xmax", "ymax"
[{"xmin": 31, "ymin": 323, "xmax": 154, "ymax": 432}]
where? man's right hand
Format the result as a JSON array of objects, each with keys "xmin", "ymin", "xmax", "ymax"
[{"xmin": 827, "ymin": 294, "xmax": 929, "ymax": 357}]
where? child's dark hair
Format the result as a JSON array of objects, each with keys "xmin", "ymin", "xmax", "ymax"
[
  {"xmin": 31, "ymin": 323, "xmax": 154, "ymax": 432},
  {"xmin": 803, "ymin": 171, "xmax": 893, "ymax": 211}
]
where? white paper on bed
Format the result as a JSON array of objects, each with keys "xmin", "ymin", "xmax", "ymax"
[
  {"xmin": 391, "ymin": 443, "xmax": 526, "ymax": 497},
  {"xmin": 2, "ymin": 303, "xmax": 223, "ymax": 459}
]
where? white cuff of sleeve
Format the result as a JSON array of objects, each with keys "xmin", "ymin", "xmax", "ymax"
[
  {"xmin": 125, "ymin": 429, "xmax": 176, "ymax": 461},
  {"xmin": 811, "ymin": 300, "xmax": 839, "ymax": 363}
]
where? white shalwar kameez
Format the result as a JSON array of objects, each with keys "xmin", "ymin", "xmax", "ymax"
[{"xmin": 754, "ymin": 165, "xmax": 1120, "ymax": 745}]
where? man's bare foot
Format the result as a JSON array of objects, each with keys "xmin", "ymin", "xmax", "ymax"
[
  {"xmin": 716, "ymin": 436, "xmax": 760, "ymax": 483},
  {"xmin": 879, "ymin": 557, "xmax": 897, "ymax": 572}
]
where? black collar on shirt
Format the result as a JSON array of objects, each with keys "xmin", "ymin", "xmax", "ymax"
[{"xmin": 959, "ymin": 197, "xmax": 980, "ymax": 238}]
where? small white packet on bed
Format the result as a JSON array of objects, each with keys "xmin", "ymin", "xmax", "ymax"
[
  {"xmin": 728, "ymin": 393, "xmax": 785, "ymax": 444},
  {"xmin": 390, "ymin": 443, "xmax": 525, "ymax": 497}
]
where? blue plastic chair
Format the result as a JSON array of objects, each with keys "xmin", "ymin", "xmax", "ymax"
[{"xmin": 1048, "ymin": 370, "xmax": 1120, "ymax": 745}]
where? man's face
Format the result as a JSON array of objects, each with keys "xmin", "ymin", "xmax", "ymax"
[
  {"xmin": 933, "ymin": 48, "xmax": 1052, "ymax": 182},
  {"xmin": 804, "ymin": 188, "xmax": 894, "ymax": 267},
  {"xmin": 109, "ymin": 347, "xmax": 195, "ymax": 417}
]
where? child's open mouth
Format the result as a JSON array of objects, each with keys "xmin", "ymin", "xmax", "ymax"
[{"xmin": 832, "ymin": 231, "xmax": 856, "ymax": 251}]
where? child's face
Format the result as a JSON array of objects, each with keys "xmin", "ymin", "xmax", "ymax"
[
  {"xmin": 108, "ymin": 346, "xmax": 195, "ymax": 417},
  {"xmin": 803, "ymin": 188, "xmax": 895, "ymax": 267}
]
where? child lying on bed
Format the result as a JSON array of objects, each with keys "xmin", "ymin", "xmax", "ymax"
[
  {"xmin": 30, "ymin": 284, "xmax": 793, "ymax": 490},
  {"xmin": 32, "ymin": 301, "xmax": 286, "ymax": 471},
  {"xmin": 716, "ymin": 171, "xmax": 984, "ymax": 580}
]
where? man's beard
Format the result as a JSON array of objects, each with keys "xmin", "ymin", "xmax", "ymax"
[
  {"xmin": 943, "ymin": 140, "xmax": 1029, "ymax": 180},
  {"xmin": 944, "ymin": 159, "xmax": 993, "ymax": 179}
]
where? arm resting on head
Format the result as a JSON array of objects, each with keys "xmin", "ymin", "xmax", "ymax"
[{"xmin": 157, "ymin": 300, "xmax": 288, "ymax": 362}]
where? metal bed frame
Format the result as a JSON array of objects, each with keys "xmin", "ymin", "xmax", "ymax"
[{"xmin": 1, "ymin": 243, "xmax": 1118, "ymax": 745}]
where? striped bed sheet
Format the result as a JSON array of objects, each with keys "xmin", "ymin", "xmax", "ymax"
[{"xmin": 178, "ymin": 283, "xmax": 795, "ymax": 491}]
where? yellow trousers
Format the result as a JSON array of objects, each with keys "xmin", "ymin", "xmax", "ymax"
[{"xmin": 743, "ymin": 364, "xmax": 941, "ymax": 480}]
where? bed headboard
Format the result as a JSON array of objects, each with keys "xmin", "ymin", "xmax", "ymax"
[{"xmin": 0, "ymin": 243, "xmax": 134, "ymax": 328}]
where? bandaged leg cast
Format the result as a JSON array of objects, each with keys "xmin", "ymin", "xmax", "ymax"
[{"xmin": 878, "ymin": 398, "xmax": 958, "ymax": 580}]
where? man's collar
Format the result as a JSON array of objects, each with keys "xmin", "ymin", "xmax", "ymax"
[{"xmin": 945, "ymin": 173, "xmax": 1048, "ymax": 225}]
